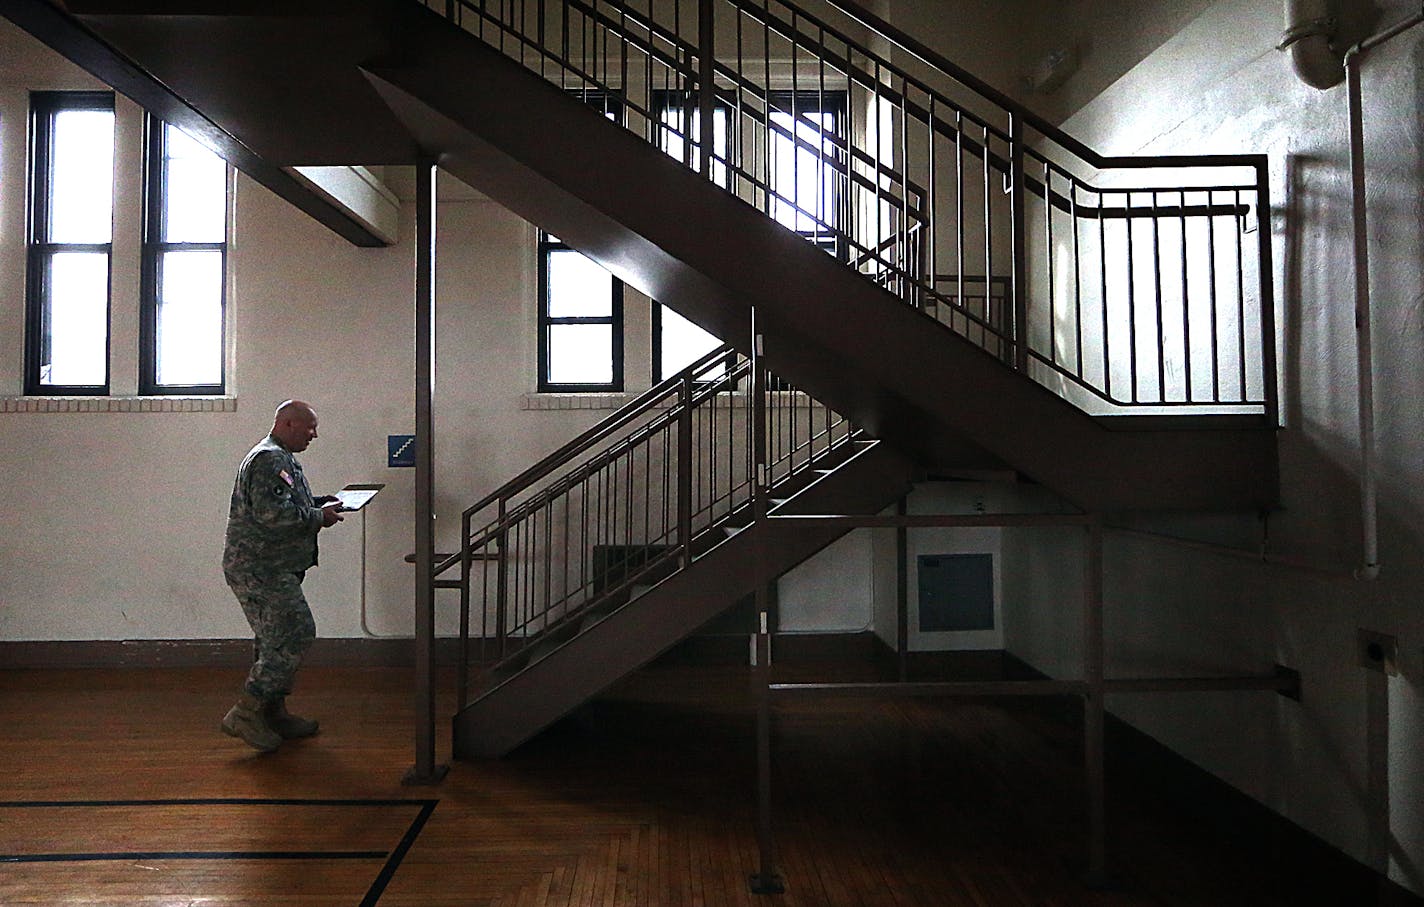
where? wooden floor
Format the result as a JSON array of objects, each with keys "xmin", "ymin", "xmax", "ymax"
[{"xmin": 0, "ymin": 659, "xmax": 1362, "ymax": 905}]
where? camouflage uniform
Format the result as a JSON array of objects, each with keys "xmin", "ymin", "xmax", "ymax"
[{"xmin": 223, "ymin": 435, "xmax": 325, "ymax": 700}]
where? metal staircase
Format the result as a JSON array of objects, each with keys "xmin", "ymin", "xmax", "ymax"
[
  {"xmin": 9, "ymin": 0, "xmax": 1279, "ymax": 509},
  {"xmin": 2, "ymin": 0, "xmax": 1283, "ymax": 757},
  {"xmin": 447, "ymin": 346, "xmax": 913, "ymax": 756}
]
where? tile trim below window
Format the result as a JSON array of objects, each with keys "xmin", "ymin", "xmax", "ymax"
[
  {"xmin": 1, "ymin": 396, "xmax": 238, "ymax": 413},
  {"xmin": 520, "ymin": 390, "xmax": 819, "ymax": 412},
  {"xmin": 521, "ymin": 393, "xmax": 634, "ymax": 411}
]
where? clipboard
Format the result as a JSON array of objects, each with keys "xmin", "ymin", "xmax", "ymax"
[{"xmin": 333, "ymin": 483, "xmax": 385, "ymax": 512}]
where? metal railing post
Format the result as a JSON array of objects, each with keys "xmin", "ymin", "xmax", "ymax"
[
  {"xmin": 459, "ymin": 511, "xmax": 472, "ymax": 711},
  {"xmin": 698, "ymin": 0, "xmax": 716, "ymax": 179},
  {"xmin": 1083, "ymin": 516, "xmax": 1107, "ymax": 885},
  {"xmin": 1254, "ymin": 157, "xmax": 1279, "ymax": 428},
  {"xmin": 1009, "ymin": 113, "xmax": 1029, "ymax": 374},
  {"xmin": 896, "ymin": 496, "xmax": 908, "ymax": 682},
  {"xmin": 495, "ymin": 500, "xmax": 509, "ymax": 657},
  {"xmin": 748, "ymin": 305, "xmax": 783, "ymax": 894}
]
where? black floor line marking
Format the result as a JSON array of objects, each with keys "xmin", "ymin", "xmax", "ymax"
[
  {"xmin": 360, "ymin": 800, "xmax": 439, "ymax": 907},
  {"xmin": 0, "ymin": 796, "xmax": 441, "ymax": 905},
  {"xmin": 0, "ymin": 798, "xmax": 430, "ymax": 808},
  {"xmin": 2, "ymin": 850, "xmax": 388, "ymax": 864}
]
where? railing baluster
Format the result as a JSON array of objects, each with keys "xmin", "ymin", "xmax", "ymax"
[
  {"xmin": 1180, "ymin": 188, "xmax": 1191, "ymax": 402},
  {"xmin": 496, "ymin": 500, "xmax": 508, "ymax": 658},
  {"xmin": 1151, "ymin": 190, "xmax": 1164, "ymax": 403},
  {"xmin": 678, "ymin": 374, "xmax": 693, "ymax": 567},
  {"xmin": 1207, "ymin": 191, "xmax": 1220, "ymax": 403},
  {"xmin": 1009, "ymin": 113, "xmax": 1027, "ymax": 374},
  {"xmin": 1126, "ymin": 191, "xmax": 1139, "ymax": 403},
  {"xmin": 1071, "ymin": 174, "xmax": 1083, "ymax": 384},
  {"xmin": 1045, "ymin": 158, "xmax": 1055, "ymax": 366},
  {"xmin": 1099, "ymin": 192, "xmax": 1110, "ymax": 400}
]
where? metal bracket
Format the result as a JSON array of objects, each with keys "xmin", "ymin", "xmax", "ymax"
[{"xmin": 1277, "ymin": 17, "xmax": 1338, "ymax": 51}]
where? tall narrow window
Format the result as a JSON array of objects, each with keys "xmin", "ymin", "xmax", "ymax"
[
  {"xmin": 652, "ymin": 92, "xmax": 733, "ymax": 380},
  {"xmin": 141, "ymin": 118, "xmax": 228, "ymax": 394},
  {"xmin": 767, "ymin": 90, "xmax": 847, "ymax": 256},
  {"xmin": 537, "ymin": 91, "xmax": 624, "ymax": 392},
  {"xmin": 538, "ymin": 233, "xmax": 623, "ymax": 392},
  {"xmin": 25, "ymin": 92, "xmax": 115, "ymax": 395}
]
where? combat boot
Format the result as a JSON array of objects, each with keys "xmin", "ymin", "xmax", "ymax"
[
  {"xmin": 221, "ymin": 692, "xmax": 282, "ymax": 752},
  {"xmin": 265, "ymin": 696, "xmax": 319, "ymax": 739}
]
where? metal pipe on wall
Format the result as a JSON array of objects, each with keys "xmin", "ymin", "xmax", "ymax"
[
  {"xmin": 1345, "ymin": 54, "xmax": 1380, "ymax": 581},
  {"xmin": 1341, "ymin": 6, "xmax": 1424, "ymax": 581}
]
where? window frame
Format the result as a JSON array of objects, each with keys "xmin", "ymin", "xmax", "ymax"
[
  {"xmin": 647, "ymin": 90, "xmax": 740, "ymax": 383},
  {"xmin": 537, "ymin": 231, "xmax": 625, "ymax": 393},
  {"xmin": 139, "ymin": 114, "xmax": 230, "ymax": 396},
  {"xmin": 649, "ymin": 303, "xmax": 736, "ymax": 385},
  {"xmin": 536, "ymin": 89, "xmax": 626, "ymax": 394},
  {"xmin": 24, "ymin": 90, "xmax": 116, "ymax": 397},
  {"xmin": 765, "ymin": 88, "xmax": 849, "ymax": 260}
]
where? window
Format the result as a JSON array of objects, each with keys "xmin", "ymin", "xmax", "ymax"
[
  {"xmin": 141, "ymin": 117, "xmax": 229, "ymax": 394},
  {"xmin": 537, "ymin": 91, "xmax": 624, "ymax": 393},
  {"xmin": 651, "ymin": 92, "xmax": 733, "ymax": 380},
  {"xmin": 538, "ymin": 233, "xmax": 624, "ymax": 392},
  {"xmin": 767, "ymin": 90, "xmax": 847, "ymax": 256},
  {"xmin": 655, "ymin": 90, "xmax": 733, "ymax": 189},
  {"xmin": 25, "ymin": 92, "xmax": 115, "ymax": 395}
]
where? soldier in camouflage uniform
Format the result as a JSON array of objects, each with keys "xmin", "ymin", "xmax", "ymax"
[{"xmin": 221, "ymin": 399, "xmax": 344, "ymax": 752}]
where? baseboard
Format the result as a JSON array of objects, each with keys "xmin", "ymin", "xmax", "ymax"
[{"xmin": 0, "ymin": 637, "xmax": 466, "ymax": 669}]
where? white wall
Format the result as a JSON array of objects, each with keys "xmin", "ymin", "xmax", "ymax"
[
  {"xmin": 1004, "ymin": 0, "xmax": 1424, "ymax": 894},
  {"xmin": 0, "ymin": 17, "xmax": 876, "ymax": 643}
]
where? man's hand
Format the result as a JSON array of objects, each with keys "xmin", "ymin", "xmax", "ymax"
[
  {"xmin": 313, "ymin": 494, "xmax": 339, "ymax": 506},
  {"xmin": 320, "ymin": 502, "xmax": 345, "ymax": 527}
]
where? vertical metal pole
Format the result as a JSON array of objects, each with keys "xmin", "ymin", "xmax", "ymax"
[
  {"xmin": 1082, "ymin": 516, "xmax": 1106, "ymax": 884},
  {"xmin": 459, "ymin": 511, "xmax": 471, "ymax": 711},
  {"xmin": 1346, "ymin": 57, "xmax": 1377, "ymax": 578},
  {"xmin": 1252, "ymin": 138, "xmax": 1275, "ymax": 420},
  {"xmin": 749, "ymin": 304, "xmax": 783, "ymax": 895},
  {"xmin": 495, "ymin": 502, "xmax": 508, "ymax": 657},
  {"xmin": 1008, "ymin": 113, "xmax": 1029, "ymax": 374},
  {"xmin": 405, "ymin": 156, "xmax": 448, "ymax": 786},
  {"xmin": 896, "ymin": 496, "xmax": 908, "ymax": 682},
  {"xmin": 698, "ymin": 0, "xmax": 716, "ymax": 180}
]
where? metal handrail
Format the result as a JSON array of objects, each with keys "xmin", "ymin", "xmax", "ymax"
[
  {"xmin": 456, "ymin": 343, "xmax": 856, "ymax": 695},
  {"xmin": 461, "ymin": 342, "xmax": 732, "ymax": 520}
]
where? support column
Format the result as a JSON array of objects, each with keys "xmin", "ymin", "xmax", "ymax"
[
  {"xmin": 697, "ymin": 0, "xmax": 716, "ymax": 179},
  {"xmin": 1083, "ymin": 517, "xmax": 1106, "ymax": 884},
  {"xmin": 896, "ymin": 496, "xmax": 908, "ymax": 682},
  {"xmin": 405, "ymin": 156, "xmax": 448, "ymax": 786},
  {"xmin": 749, "ymin": 308, "xmax": 783, "ymax": 895}
]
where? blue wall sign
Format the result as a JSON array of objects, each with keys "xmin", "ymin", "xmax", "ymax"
[{"xmin": 387, "ymin": 435, "xmax": 416, "ymax": 468}]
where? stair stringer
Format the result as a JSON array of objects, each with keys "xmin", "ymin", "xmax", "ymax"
[{"xmin": 453, "ymin": 439, "xmax": 915, "ymax": 759}]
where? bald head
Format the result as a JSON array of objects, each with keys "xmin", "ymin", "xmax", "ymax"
[{"xmin": 271, "ymin": 399, "xmax": 319, "ymax": 452}]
